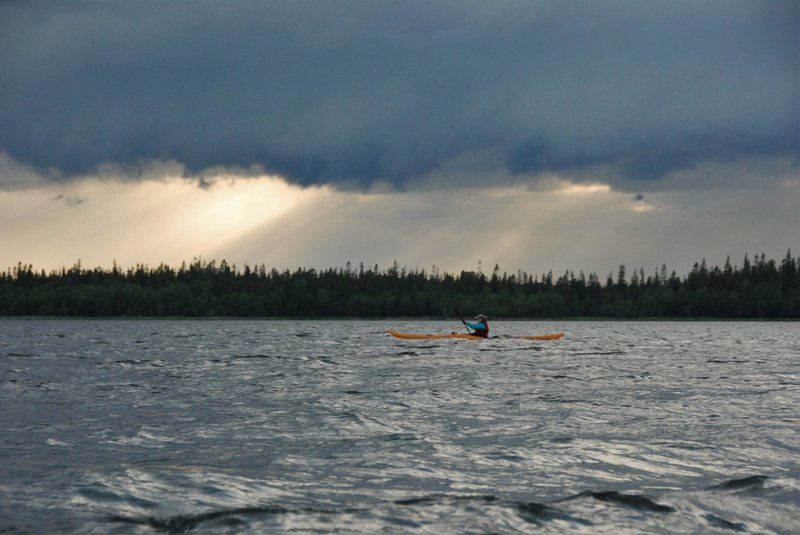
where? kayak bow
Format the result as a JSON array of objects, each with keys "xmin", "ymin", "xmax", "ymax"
[
  {"xmin": 387, "ymin": 330, "xmax": 564, "ymax": 341},
  {"xmin": 516, "ymin": 333, "xmax": 565, "ymax": 340}
]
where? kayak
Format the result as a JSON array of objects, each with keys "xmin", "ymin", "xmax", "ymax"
[
  {"xmin": 387, "ymin": 330, "xmax": 564, "ymax": 340},
  {"xmin": 387, "ymin": 330, "xmax": 564, "ymax": 341}
]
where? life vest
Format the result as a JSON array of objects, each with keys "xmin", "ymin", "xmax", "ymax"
[{"xmin": 472, "ymin": 323, "xmax": 489, "ymax": 337}]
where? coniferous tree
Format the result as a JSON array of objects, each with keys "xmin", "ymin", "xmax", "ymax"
[{"xmin": 1, "ymin": 253, "xmax": 798, "ymax": 318}]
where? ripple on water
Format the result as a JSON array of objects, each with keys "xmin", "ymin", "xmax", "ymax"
[{"xmin": 0, "ymin": 319, "xmax": 798, "ymax": 534}]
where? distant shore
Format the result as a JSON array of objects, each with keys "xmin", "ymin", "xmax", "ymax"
[
  {"xmin": 3, "ymin": 253, "xmax": 798, "ymax": 319},
  {"xmin": 1, "ymin": 316, "xmax": 797, "ymax": 323}
]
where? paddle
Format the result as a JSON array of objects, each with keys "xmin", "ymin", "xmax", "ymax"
[{"xmin": 454, "ymin": 309, "xmax": 471, "ymax": 334}]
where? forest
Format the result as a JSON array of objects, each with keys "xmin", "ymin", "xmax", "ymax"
[{"xmin": 1, "ymin": 252, "xmax": 798, "ymax": 318}]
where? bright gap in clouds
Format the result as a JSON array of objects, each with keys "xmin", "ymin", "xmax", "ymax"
[
  {"xmin": 1, "ymin": 169, "xmax": 798, "ymax": 278},
  {"xmin": 0, "ymin": 176, "xmax": 316, "ymax": 271}
]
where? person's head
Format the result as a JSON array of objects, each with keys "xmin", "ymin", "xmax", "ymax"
[{"xmin": 475, "ymin": 314, "xmax": 487, "ymax": 323}]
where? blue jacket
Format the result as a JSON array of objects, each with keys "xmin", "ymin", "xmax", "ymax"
[{"xmin": 466, "ymin": 321, "xmax": 489, "ymax": 337}]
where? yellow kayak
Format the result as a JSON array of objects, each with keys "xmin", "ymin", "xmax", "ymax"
[{"xmin": 387, "ymin": 330, "xmax": 564, "ymax": 341}]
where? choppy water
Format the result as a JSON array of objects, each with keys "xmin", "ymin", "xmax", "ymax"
[{"xmin": 0, "ymin": 319, "xmax": 798, "ymax": 534}]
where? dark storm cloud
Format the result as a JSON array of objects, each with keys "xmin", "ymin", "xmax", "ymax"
[{"xmin": 1, "ymin": 0, "xmax": 797, "ymax": 188}]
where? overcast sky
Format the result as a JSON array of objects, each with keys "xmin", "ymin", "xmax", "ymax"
[{"xmin": 1, "ymin": 1, "xmax": 798, "ymax": 277}]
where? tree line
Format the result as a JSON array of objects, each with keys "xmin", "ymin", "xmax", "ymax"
[{"xmin": 1, "ymin": 252, "xmax": 798, "ymax": 318}]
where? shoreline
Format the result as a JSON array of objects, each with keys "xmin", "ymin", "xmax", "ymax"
[{"xmin": 1, "ymin": 316, "xmax": 797, "ymax": 322}]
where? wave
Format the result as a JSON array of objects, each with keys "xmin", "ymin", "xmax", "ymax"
[
  {"xmin": 573, "ymin": 490, "xmax": 675, "ymax": 512},
  {"xmin": 516, "ymin": 502, "xmax": 593, "ymax": 527},
  {"xmin": 88, "ymin": 474, "xmax": 791, "ymax": 534},
  {"xmin": 710, "ymin": 475, "xmax": 769, "ymax": 492},
  {"xmin": 109, "ymin": 506, "xmax": 290, "ymax": 533}
]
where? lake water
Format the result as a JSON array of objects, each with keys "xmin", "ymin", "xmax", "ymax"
[{"xmin": 1, "ymin": 319, "xmax": 798, "ymax": 534}]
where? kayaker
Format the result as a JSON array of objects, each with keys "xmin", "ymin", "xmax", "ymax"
[{"xmin": 465, "ymin": 314, "xmax": 489, "ymax": 337}]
